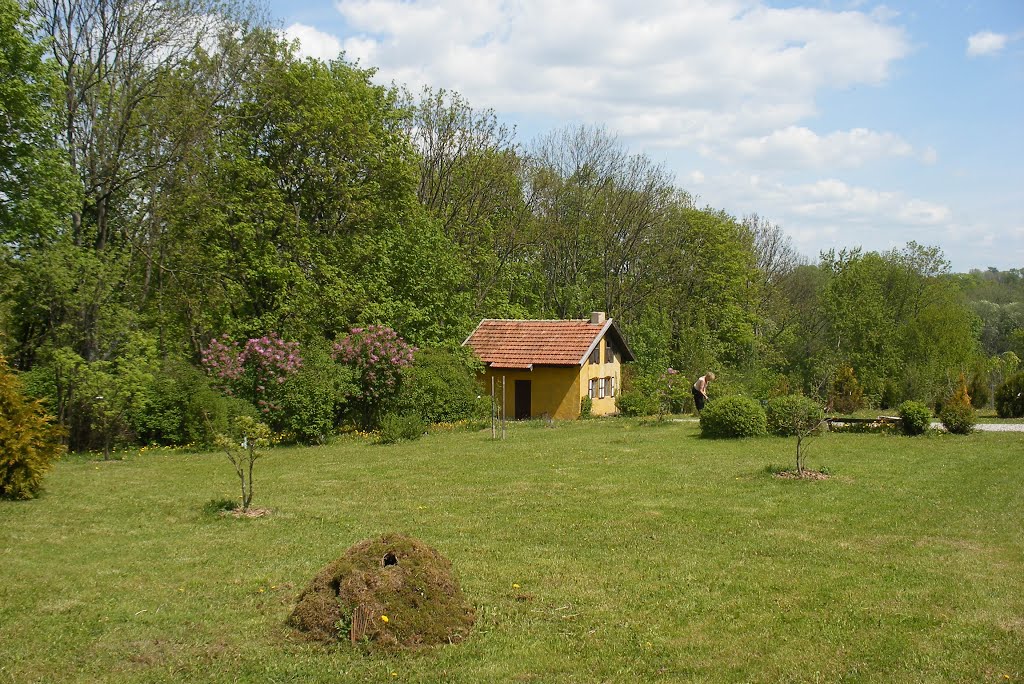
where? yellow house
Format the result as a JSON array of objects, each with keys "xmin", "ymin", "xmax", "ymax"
[{"xmin": 462, "ymin": 312, "xmax": 635, "ymax": 420}]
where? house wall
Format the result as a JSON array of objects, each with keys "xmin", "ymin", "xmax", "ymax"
[
  {"xmin": 481, "ymin": 366, "xmax": 581, "ymax": 420},
  {"xmin": 579, "ymin": 338, "xmax": 623, "ymax": 416}
]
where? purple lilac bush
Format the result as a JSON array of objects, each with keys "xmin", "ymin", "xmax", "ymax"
[
  {"xmin": 201, "ymin": 333, "xmax": 302, "ymax": 419},
  {"xmin": 332, "ymin": 325, "xmax": 415, "ymax": 428}
]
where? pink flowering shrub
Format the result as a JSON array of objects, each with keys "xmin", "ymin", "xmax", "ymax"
[
  {"xmin": 201, "ymin": 333, "xmax": 303, "ymax": 422},
  {"xmin": 332, "ymin": 325, "xmax": 416, "ymax": 428}
]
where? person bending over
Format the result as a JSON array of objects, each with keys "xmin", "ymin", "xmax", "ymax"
[{"xmin": 692, "ymin": 372, "xmax": 715, "ymax": 413}]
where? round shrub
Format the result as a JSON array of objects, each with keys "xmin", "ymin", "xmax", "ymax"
[
  {"xmin": 1, "ymin": 355, "xmax": 65, "ymax": 499},
  {"xmin": 700, "ymin": 396, "xmax": 767, "ymax": 438},
  {"xmin": 766, "ymin": 395, "xmax": 824, "ymax": 437},
  {"xmin": 940, "ymin": 402, "xmax": 976, "ymax": 434},
  {"xmin": 392, "ymin": 348, "xmax": 485, "ymax": 425},
  {"xmin": 995, "ymin": 372, "xmax": 1024, "ymax": 418},
  {"xmin": 898, "ymin": 400, "xmax": 931, "ymax": 436}
]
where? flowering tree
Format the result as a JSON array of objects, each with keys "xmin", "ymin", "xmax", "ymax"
[
  {"xmin": 332, "ymin": 325, "xmax": 416, "ymax": 429},
  {"xmin": 201, "ymin": 333, "xmax": 302, "ymax": 424}
]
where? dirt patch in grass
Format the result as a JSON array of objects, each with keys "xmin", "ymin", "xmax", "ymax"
[
  {"xmin": 223, "ymin": 507, "xmax": 271, "ymax": 518},
  {"xmin": 772, "ymin": 469, "xmax": 830, "ymax": 481},
  {"xmin": 288, "ymin": 533, "xmax": 475, "ymax": 649}
]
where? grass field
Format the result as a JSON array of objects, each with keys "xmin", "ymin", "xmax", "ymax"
[{"xmin": 1, "ymin": 420, "xmax": 1022, "ymax": 683}]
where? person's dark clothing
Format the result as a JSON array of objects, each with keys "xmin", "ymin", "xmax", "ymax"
[{"xmin": 692, "ymin": 386, "xmax": 706, "ymax": 412}]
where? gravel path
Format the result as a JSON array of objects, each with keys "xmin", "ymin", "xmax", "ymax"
[
  {"xmin": 932, "ymin": 422, "xmax": 1024, "ymax": 432},
  {"xmin": 675, "ymin": 417, "xmax": 1024, "ymax": 431}
]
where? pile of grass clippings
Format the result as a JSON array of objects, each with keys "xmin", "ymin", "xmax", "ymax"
[{"xmin": 288, "ymin": 533, "xmax": 475, "ymax": 649}]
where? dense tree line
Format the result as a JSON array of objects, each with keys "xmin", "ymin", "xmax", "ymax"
[{"xmin": 1, "ymin": 0, "xmax": 1016, "ymax": 451}]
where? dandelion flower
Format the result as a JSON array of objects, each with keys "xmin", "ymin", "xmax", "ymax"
[{"xmin": 380, "ymin": 615, "xmax": 389, "ymax": 623}]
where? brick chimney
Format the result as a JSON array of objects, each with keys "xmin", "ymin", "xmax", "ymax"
[{"xmin": 590, "ymin": 311, "xmax": 606, "ymax": 325}]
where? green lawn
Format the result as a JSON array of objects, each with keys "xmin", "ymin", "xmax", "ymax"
[{"xmin": 1, "ymin": 420, "xmax": 1022, "ymax": 683}]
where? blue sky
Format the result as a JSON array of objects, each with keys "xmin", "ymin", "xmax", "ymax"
[{"xmin": 268, "ymin": 0, "xmax": 1023, "ymax": 272}]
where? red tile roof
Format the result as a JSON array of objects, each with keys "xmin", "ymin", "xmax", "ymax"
[{"xmin": 463, "ymin": 318, "xmax": 633, "ymax": 369}]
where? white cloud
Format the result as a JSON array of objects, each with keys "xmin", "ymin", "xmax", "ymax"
[
  {"xmin": 695, "ymin": 172, "xmax": 956, "ymax": 257},
  {"xmin": 283, "ymin": 22, "xmax": 342, "ymax": 62},
  {"xmin": 335, "ymin": 0, "xmax": 910, "ymax": 153},
  {"xmin": 730, "ymin": 126, "xmax": 916, "ymax": 169},
  {"xmin": 966, "ymin": 30, "xmax": 1008, "ymax": 57}
]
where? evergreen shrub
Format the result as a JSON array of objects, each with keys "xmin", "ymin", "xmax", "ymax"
[
  {"xmin": 940, "ymin": 375, "xmax": 976, "ymax": 435},
  {"xmin": 898, "ymin": 401, "xmax": 931, "ymax": 436},
  {"xmin": 766, "ymin": 395, "xmax": 824, "ymax": 437},
  {"xmin": 995, "ymin": 372, "xmax": 1024, "ymax": 418},
  {"xmin": 940, "ymin": 402, "xmax": 976, "ymax": 434},
  {"xmin": 700, "ymin": 396, "xmax": 767, "ymax": 438},
  {"xmin": 967, "ymin": 373, "xmax": 989, "ymax": 409},
  {"xmin": 1, "ymin": 355, "xmax": 65, "ymax": 499},
  {"xmin": 830, "ymin": 365, "xmax": 864, "ymax": 413}
]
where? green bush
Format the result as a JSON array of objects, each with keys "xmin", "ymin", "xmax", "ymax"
[
  {"xmin": 995, "ymin": 372, "xmax": 1024, "ymax": 418},
  {"xmin": 378, "ymin": 413, "xmax": 426, "ymax": 444},
  {"xmin": 1, "ymin": 355, "xmax": 65, "ymax": 499},
  {"xmin": 830, "ymin": 365, "xmax": 865, "ymax": 413},
  {"xmin": 658, "ymin": 370, "xmax": 693, "ymax": 415},
  {"xmin": 392, "ymin": 348, "xmax": 486, "ymax": 425},
  {"xmin": 940, "ymin": 402, "xmax": 976, "ymax": 434},
  {"xmin": 898, "ymin": 401, "xmax": 932, "ymax": 436},
  {"xmin": 616, "ymin": 371, "xmax": 660, "ymax": 417},
  {"xmin": 700, "ymin": 396, "xmax": 767, "ymax": 438},
  {"xmin": 580, "ymin": 395, "xmax": 592, "ymax": 418},
  {"xmin": 131, "ymin": 360, "xmax": 258, "ymax": 447},
  {"xmin": 967, "ymin": 373, "xmax": 989, "ymax": 409},
  {"xmin": 275, "ymin": 344, "xmax": 351, "ymax": 443},
  {"xmin": 940, "ymin": 374, "xmax": 975, "ymax": 435},
  {"xmin": 765, "ymin": 395, "xmax": 824, "ymax": 437},
  {"xmin": 879, "ymin": 382, "xmax": 902, "ymax": 410},
  {"xmin": 616, "ymin": 387, "xmax": 659, "ymax": 417}
]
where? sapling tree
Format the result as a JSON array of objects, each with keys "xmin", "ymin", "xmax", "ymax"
[
  {"xmin": 332, "ymin": 325, "xmax": 416, "ymax": 429},
  {"xmin": 215, "ymin": 416, "xmax": 271, "ymax": 512},
  {"xmin": 790, "ymin": 397, "xmax": 827, "ymax": 477},
  {"xmin": 768, "ymin": 394, "xmax": 828, "ymax": 475}
]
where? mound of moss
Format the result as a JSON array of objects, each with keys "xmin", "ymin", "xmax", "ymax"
[{"xmin": 288, "ymin": 533, "xmax": 475, "ymax": 649}]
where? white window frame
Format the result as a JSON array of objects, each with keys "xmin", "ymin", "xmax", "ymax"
[
  {"xmin": 599, "ymin": 377, "xmax": 606, "ymax": 399},
  {"xmin": 589, "ymin": 378, "xmax": 598, "ymax": 399}
]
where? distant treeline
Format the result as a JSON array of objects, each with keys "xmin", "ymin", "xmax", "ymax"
[{"xmin": 1, "ymin": 0, "xmax": 1019, "ymax": 450}]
